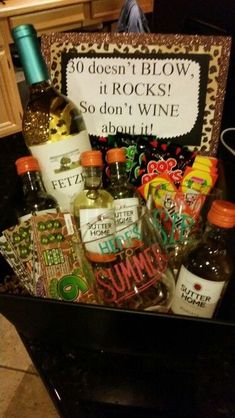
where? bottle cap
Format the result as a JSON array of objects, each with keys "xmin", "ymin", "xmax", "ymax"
[
  {"xmin": 207, "ymin": 199, "xmax": 235, "ymax": 228},
  {"xmin": 12, "ymin": 24, "xmax": 37, "ymax": 39},
  {"xmin": 15, "ymin": 156, "xmax": 40, "ymax": 175},
  {"xmin": 106, "ymin": 148, "xmax": 126, "ymax": 164},
  {"xmin": 81, "ymin": 151, "xmax": 103, "ymax": 167},
  {"xmin": 12, "ymin": 24, "xmax": 49, "ymax": 85}
]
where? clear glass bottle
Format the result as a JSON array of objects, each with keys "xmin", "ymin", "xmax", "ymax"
[
  {"xmin": 171, "ymin": 199, "xmax": 235, "ymax": 318},
  {"xmin": 73, "ymin": 150, "xmax": 116, "ymax": 263},
  {"xmin": 12, "ymin": 24, "xmax": 91, "ymax": 212},
  {"xmin": 15, "ymin": 156, "xmax": 59, "ymax": 222},
  {"xmin": 106, "ymin": 148, "xmax": 143, "ymax": 242}
]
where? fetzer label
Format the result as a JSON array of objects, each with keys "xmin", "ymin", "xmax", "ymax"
[{"xmin": 30, "ymin": 131, "xmax": 91, "ymax": 211}]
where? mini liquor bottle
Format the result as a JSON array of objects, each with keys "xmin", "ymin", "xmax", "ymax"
[
  {"xmin": 73, "ymin": 150, "xmax": 116, "ymax": 263},
  {"xmin": 106, "ymin": 147, "xmax": 143, "ymax": 247},
  {"xmin": 171, "ymin": 199, "xmax": 235, "ymax": 318},
  {"xmin": 15, "ymin": 156, "xmax": 59, "ymax": 222}
]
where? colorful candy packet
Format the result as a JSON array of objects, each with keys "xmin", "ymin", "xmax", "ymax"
[
  {"xmin": 139, "ymin": 155, "xmax": 219, "ymax": 246},
  {"xmin": 180, "ymin": 155, "xmax": 218, "ymax": 195},
  {"xmin": 129, "ymin": 138, "xmax": 196, "ymax": 188}
]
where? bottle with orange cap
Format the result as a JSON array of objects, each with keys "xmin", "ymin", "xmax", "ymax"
[
  {"xmin": 15, "ymin": 156, "xmax": 59, "ymax": 222},
  {"xmin": 73, "ymin": 150, "xmax": 116, "ymax": 263},
  {"xmin": 106, "ymin": 148, "xmax": 143, "ymax": 239},
  {"xmin": 171, "ymin": 199, "xmax": 235, "ymax": 318}
]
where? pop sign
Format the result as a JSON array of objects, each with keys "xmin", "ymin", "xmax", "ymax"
[{"xmin": 42, "ymin": 33, "xmax": 231, "ymax": 155}]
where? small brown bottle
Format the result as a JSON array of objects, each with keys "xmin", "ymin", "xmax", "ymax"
[
  {"xmin": 15, "ymin": 156, "xmax": 59, "ymax": 222},
  {"xmin": 171, "ymin": 200, "xmax": 235, "ymax": 318}
]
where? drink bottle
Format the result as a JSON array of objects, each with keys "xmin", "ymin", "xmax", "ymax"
[
  {"xmin": 171, "ymin": 199, "xmax": 235, "ymax": 318},
  {"xmin": 15, "ymin": 156, "xmax": 59, "ymax": 222},
  {"xmin": 106, "ymin": 147, "xmax": 143, "ymax": 241},
  {"xmin": 73, "ymin": 150, "xmax": 115, "ymax": 263},
  {"xmin": 12, "ymin": 24, "xmax": 91, "ymax": 211}
]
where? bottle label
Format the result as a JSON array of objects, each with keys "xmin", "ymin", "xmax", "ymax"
[
  {"xmin": 114, "ymin": 198, "xmax": 139, "ymax": 232},
  {"xmin": 29, "ymin": 132, "xmax": 91, "ymax": 211},
  {"xmin": 79, "ymin": 208, "xmax": 115, "ymax": 258},
  {"xmin": 171, "ymin": 265, "xmax": 225, "ymax": 318},
  {"xmin": 19, "ymin": 208, "xmax": 57, "ymax": 223}
]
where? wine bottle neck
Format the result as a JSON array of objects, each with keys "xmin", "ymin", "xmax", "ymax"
[
  {"xmin": 29, "ymin": 80, "xmax": 51, "ymax": 94},
  {"xmin": 83, "ymin": 166, "xmax": 102, "ymax": 190},
  {"xmin": 20, "ymin": 171, "xmax": 47, "ymax": 195},
  {"xmin": 12, "ymin": 25, "xmax": 49, "ymax": 85},
  {"xmin": 109, "ymin": 162, "xmax": 127, "ymax": 182},
  {"xmin": 204, "ymin": 222, "xmax": 229, "ymax": 249}
]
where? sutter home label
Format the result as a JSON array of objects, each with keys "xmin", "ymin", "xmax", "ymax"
[
  {"xmin": 79, "ymin": 208, "xmax": 115, "ymax": 255},
  {"xmin": 114, "ymin": 197, "xmax": 139, "ymax": 232},
  {"xmin": 171, "ymin": 265, "xmax": 225, "ymax": 318}
]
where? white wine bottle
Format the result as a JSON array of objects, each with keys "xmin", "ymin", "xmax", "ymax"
[{"xmin": 12, "ymin": 24, "xmax": 91, "ymax": 212}]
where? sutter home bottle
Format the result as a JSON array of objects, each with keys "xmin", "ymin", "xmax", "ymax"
[
  {"xmin": 12, "ymin": 24, "xmax": 91, "ymax": 212},
  {"xmin": 73, "ymin": 150, "xmax": 116, "ymax": 263},
  {"xmin": 15, "ymin": 156, "xmax": 59, "ymax": 222},
  {"xmin": 171, "ymin": 199, "xmax": 235, "ymax": 318},
  {"xmin": 106, "ymin": 147, "xmax": 143, "ymax": 246}
]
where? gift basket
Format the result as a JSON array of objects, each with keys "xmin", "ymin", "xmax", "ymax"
[
  {"xmin": 1, "ymin": 22, "xmax": 235, "ymax": 418},
  {"xmin": 1, "ymin": 23, "xmax": 235, "ymax": 350}
]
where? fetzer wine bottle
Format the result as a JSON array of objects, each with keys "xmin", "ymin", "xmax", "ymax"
[{"xmin": 12, "ymin": 24, "xmax": 91, "ymax": 212}]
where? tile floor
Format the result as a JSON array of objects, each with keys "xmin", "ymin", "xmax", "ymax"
[{"xmin": 0, "ymin": 314, "xmax": 59, "ymax": 418}]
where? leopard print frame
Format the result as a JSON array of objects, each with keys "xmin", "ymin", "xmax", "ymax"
[{"xmin": 42, "ymin": 32, "xmax": 231, "ymax": 156}]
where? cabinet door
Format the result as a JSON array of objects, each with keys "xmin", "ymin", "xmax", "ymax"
[{"xmin": 0, "ymin": 27, "xmax": 22, "ymax": 138}]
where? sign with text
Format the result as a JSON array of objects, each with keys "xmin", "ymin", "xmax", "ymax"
[{"xmin": 42, "ymin": 33, "xmax": 231, "ymax": 155}]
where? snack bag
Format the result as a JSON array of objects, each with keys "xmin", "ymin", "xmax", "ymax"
[{"xmin": 132, "ymin": 138, "xmax": 196, "ymax": 188}]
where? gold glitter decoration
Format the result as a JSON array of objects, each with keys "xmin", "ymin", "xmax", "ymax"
[{"xmin": 41, "ymin": 32, "xmax": 231, "ymax": 156}]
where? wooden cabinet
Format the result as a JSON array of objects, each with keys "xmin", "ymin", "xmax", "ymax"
[
  {"xmin": 9, "ymin": 3, "xmax": 90, "ymax": 35},
  {"xmin": 0, "ymin": 22, "xmax": 22, "ymax": 138},
  {"xmin": 0, "ymin": 0, "xmax": 153, "ymax": 139}
]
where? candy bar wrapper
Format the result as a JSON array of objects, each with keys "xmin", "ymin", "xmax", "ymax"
[
  {"xmin": 32, "ymin": 212, "xmax": 94, "ymax": 303},
  {"xmin": 180, "ymin": 156, "xmax": 219, "ymax": 195},
  {"xmin": 0, "ymin": 234, "xmax": 34, "ymax": 294},
  {"xmin": 130, "ymin": 138, "xmax": 196, "ymax": 188}
]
